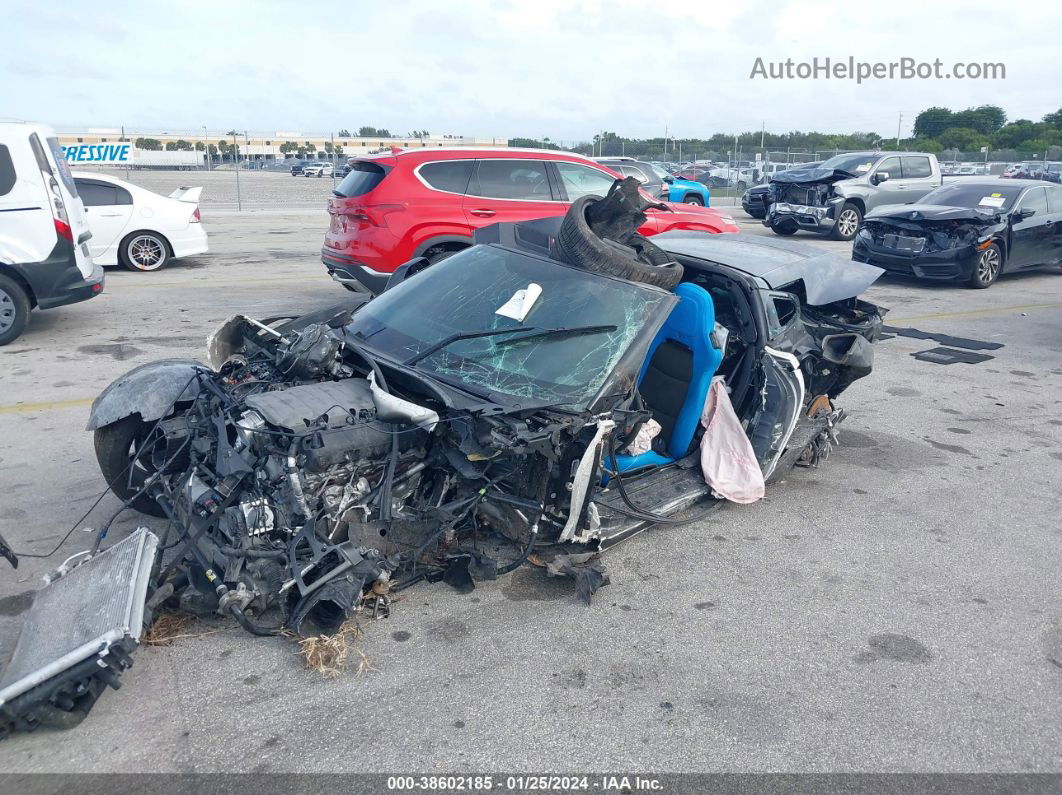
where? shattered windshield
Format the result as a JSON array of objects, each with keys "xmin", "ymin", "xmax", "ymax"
[{"xmin": 346, "ymin": 245, "xmax": 672, "ymax": 406}]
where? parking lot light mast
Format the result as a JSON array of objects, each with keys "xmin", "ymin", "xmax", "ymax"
[
  {"xmin": 229, "ymin": 129, "xmax": 242, "ymax": 212},
  {"xmin": 121, "ymin": 124, "xmax": 130, "ymax": 181},
  {"xmin": 202, "ymin": 126, "xmax": 209, "ymax": 171}
]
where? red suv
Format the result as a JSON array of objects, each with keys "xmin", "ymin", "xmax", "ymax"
[{"xmin": 322, "ymin": 148, "xmax": 739, "ymax": 293}]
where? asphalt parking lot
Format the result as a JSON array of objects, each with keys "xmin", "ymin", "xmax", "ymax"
[{"xmin": 1, "ymin": 177, "xmax": 1061, "ymax": 773}]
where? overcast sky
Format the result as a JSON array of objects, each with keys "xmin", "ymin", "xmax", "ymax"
[{"xmin": 6, "ymin": 0, "xmax": 1059, "ymax": 142}]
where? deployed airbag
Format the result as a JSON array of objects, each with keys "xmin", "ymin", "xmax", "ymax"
[{"xmin": 699, "ymin": 377, "xmax": 764, "ymax": 504}]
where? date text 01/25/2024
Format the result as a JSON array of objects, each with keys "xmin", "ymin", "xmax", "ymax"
[{"xmin": 386, "ymin": 775, "xmax": 664, "ymax": 791}]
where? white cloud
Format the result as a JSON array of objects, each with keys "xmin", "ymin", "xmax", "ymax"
[{"xmin": 7, "ymin": 0, "xmax": 1060, "ymax": 142}]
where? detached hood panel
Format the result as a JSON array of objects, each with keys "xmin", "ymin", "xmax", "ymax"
[
  {"xmin": 770, "ymin": 168, "xmax": 854, "ymax": 185},
  {"xmin": 653, "ymin": 232, "xmax": 883, "ymax": 306},
  {"xmin": 865, "ymin": 203, "xmax": 1005, "ymax": 223}
]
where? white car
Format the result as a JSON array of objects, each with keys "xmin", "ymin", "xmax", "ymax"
[
  {"xmin": 302, "ymin": 162, "xmax": 334, "ymax": 177},
  {"xmin": 71, "ymin": 171, "xmax": 208, "ymax": 272}
]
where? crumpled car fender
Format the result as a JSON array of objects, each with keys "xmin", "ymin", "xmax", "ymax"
[{"xmin": 85, "ymin": 358, "xmax": 207, "ymax": 431}]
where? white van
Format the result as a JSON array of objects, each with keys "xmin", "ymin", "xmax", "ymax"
[{"xmin": 0, "ymin": 122, "xmax": 103, "ymax": 345}]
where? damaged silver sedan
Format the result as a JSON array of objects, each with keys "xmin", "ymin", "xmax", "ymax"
[{"xmin": 0, "ymin": 180, "xmax": 885, "ymax": 736}]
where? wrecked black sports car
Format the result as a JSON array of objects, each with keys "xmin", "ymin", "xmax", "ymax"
[
  {"xmin": 852, "ymin": 180, "xmax": 1062, "ymax": 289},
  {"xmin": 0, "ymin": 180, "xmax": 885, "ymax": 735}
]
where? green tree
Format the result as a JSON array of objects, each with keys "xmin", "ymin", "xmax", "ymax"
[
  {"xmin": 508, "ymin": 137, "xmax": 560, "ymax": 150},
  {"xmin": 135, "ymin": 137, "xmax": 162, "ymax": 150},
  {"xmin": 938, "ymin": 127, "xmax": 989, "ymax": 150},
  {"xmin": 358, "ymin": 126, "xmax": 392, "ymax": 137},
  {"xmin": 304, "ymin": 141, "xmax": 317, "ymax": 153},
  {"xmin": 950, "ymin": 105, "xmax": 1006, "ymax": 135},
  {"xmin": 1041, "ymin": 109, "xmax": 1062, "ymax": 128},
  {"xmin": 992, "ymin": 120, "xmax": 1042, "ymax": 149},
  {"xmin": 337, "ymin": 129, "xmax": 352, "ymax": 137},
  {"xmin": 912, "ymin": 107, "xmax": 953, "ymax": 139},
  {"xmin": 165, "ymin": 139, "xmax": 194, "ymax": 151}
]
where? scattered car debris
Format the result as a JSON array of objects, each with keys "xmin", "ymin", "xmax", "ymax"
[
  {"xmin": 882, "ymin": 326, "xmax": 1004, "ymax": 351},
  {"xmin": 0, "ymin": 178, "xmax": 885, "ymax": 736},
  {"xmin": 911, "ymin": 347, "xmax": 996, "ymax": 365}
]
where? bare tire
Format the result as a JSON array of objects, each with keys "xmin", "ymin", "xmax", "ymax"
[
  {"xmin": 93, "ymin": 415, "xmax": 172, "ymax": 517},
  {"xmin": 968, "ymin": 243, "xmax": 1002, "ymax": 289},
  {"xmin": 831, "ymin": 203, "xmax": 862, "ymax": 241},
  {"xmin": 120, "ymin": 232, "xmax": 170, "ymax": 272},
  {"xmin": 556, "ymin": 195, "xmax": 683, "ymax": 291},
  {"xmin": 683, "ymin": 194, "xmax": 704, "ymax": 206},
  {"xmin": 0, "ymin": 274, "xmax": 31, "ymax": 346},
  {"xmin": 770, "ymin": 221, "xmax": 797, "ymax": 236}
]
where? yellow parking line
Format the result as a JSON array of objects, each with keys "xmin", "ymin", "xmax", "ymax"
[
  {"xmin": 0, "ymin": 397, "xmax": 94, "ymax": 415},
  {"xmin": 890, "ymin": 302, "xmax": 1062, "ymax": 323}
]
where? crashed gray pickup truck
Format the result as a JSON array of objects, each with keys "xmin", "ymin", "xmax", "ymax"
[{"xmin": 765, "ymin": 151, "xmax": 942, "ymax": 241}]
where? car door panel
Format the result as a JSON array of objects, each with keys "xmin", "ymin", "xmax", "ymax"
[
  {"xmin": 1008, "ymin": 187, "xmax": 1051, "ymax": 269},
  {"xmin": 1047, "ymin": 186, "xmax": 1062, "ymax": 263},
  {"xmin": 76, "ymin": 179, "xmax": 133, "ymax": 261},
  {"xmin": 870, "ymin": 156, "xmax": 905, "ymax": 206},
  {"xmin": 899, "ymin": 156, "xmax": 938, "ymax": 202},
  {"xmin": 753, "ymin": 347, "xmax": 805, "ymax": 480},
  {"xmin": 462, "ymin": 159, "xmax": 563, "ymax": 230}
]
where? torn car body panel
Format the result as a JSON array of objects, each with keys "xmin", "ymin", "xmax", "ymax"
[
  {"xmin": 649, "ymin": 231, "xmax": 884, "ymax": 306},
  {"xmin": 85, "ymin": 358, "xmax": 204, "ymax": 430}
]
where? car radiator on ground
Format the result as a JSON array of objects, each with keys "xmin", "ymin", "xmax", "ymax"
[{"xmin": 0, "ymin": 527, "xmax": 158, "ymax": 737}]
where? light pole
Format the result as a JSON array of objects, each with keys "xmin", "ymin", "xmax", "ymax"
[
  {"xmin": 202, "ymin": 126, "xmax": 209, "ymax": 171},
  {"xmin": 230, "ymin": 130, "xmax": 242, "ymax": 211}
]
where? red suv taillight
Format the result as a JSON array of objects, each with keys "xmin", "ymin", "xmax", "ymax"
[
  {"xmin": 331, "ymin": 201, "xmax": 404, "ymax": 228},
  {"xmin": 190, "ymin": 207, "xmax": 201, "ymax": 223}
]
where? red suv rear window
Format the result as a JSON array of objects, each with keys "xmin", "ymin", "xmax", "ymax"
[{"xmin": 334, "ymin": 162, "xmax": 388, "ymax": 198}]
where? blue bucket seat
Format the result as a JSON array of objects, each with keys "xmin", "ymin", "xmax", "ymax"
[{"xmin": 612, "ymin": 282, "xmax": 724, "ymax": 473}]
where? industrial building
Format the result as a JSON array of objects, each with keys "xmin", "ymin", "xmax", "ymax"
[{"xmin": 54, "ymin": 127, "xmax": 508, "ymax": 167}]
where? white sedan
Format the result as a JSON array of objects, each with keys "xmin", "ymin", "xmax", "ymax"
[{"xmin": 72, "ymin": 171, "xmax": 209, "ymax": 272}]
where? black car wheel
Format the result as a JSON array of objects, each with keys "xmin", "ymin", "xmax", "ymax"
[
  {"xmin": 0, "ymin": 274, "xmax": 31, "ymax": 347},
  {"xmin": 831, "ymin": 203, "xmax": 862, "ymax": 241},
  {"xmin": 683, "ymin": 194, "xmax": 704, "ymax": 206},
  {"xmin": 770, "ymin": 220, "xmax": 797, "ymax": 236},
  {"xmin": 968, "ymin": 243, "xmax": 1002, "ymax": 289}
]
